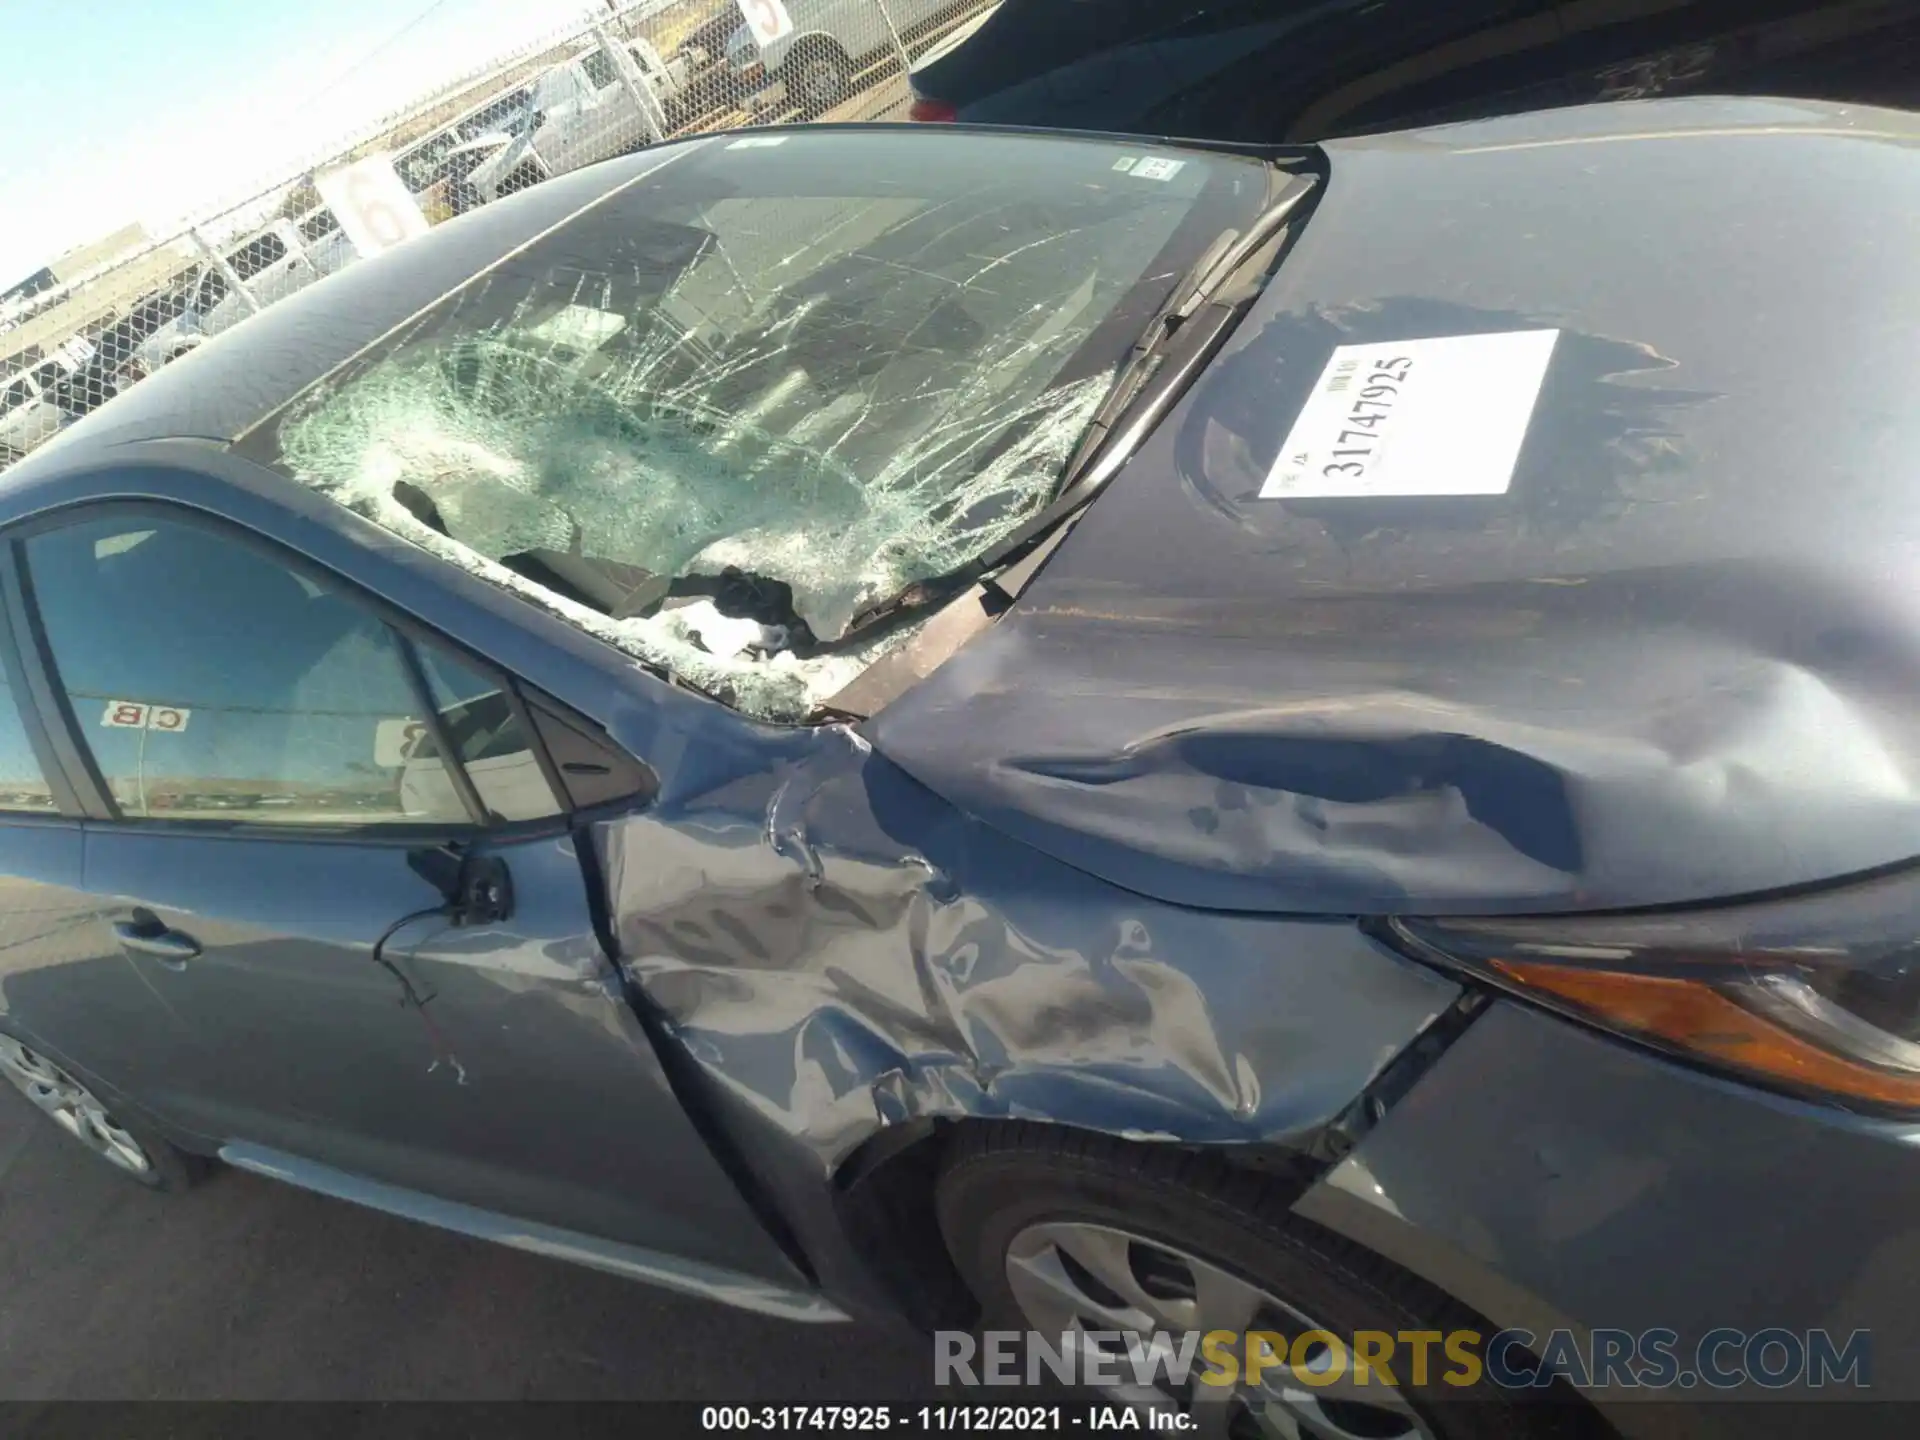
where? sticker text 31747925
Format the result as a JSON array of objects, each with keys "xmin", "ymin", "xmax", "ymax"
[
  {"xmin": 1260, "ymin": 329, "xmax": 1560, "ymax": 501},
  {"xmin": 1315, "ymin": 351, "xmax": 1413, "ymax": 484}
]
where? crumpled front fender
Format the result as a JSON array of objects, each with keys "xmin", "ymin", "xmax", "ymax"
[{"xmin": 591, "ymin": 724, "xmax": 1459, "ymax": 1311}]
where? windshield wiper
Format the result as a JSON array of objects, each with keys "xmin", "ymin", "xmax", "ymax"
[
  {"xmin": 834, "ymin": 172, "xmax": 1318, "ymax": 646},
  {"xmin": 1053, "ymin": 172, "xmax": 1317, "ymax": 494}
]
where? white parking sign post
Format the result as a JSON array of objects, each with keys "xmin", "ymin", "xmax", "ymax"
[
  {"xmin": 188, "ymin": 226, "xmax": 263, "ymax": 314},
  {"xmin": 314, "ymin": 155, "xmax": 431, "ymax": 259},
  {"xmin": 592, "ymin": 20, "xmax": 668, "ymax": 145},
  {"xmin": 873, "ymin": 0, "xmax": 910, "ymax": 76}
]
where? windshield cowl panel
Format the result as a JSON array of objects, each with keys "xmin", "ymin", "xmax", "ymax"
[{"xmin": 264, "ymin": 131, "xmax": 1267, "ymax": 720}]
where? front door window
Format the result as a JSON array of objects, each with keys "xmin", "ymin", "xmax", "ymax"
[{"xmin": 21, "ymin": 515, "xmax": 559, "ymax": 826}]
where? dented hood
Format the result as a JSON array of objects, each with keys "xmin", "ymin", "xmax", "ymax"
[{"xmin": 867, "ymin": 97, "xmax": 1920, "ymax": 917}]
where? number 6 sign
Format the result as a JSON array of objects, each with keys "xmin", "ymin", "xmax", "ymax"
[
  {"xmin": 736, "ymin": 0, "xmax": 794, "ymax": 47},
  {"xmin": 313, "ymin": 155, "xmax": 431, "ymax": 260}
]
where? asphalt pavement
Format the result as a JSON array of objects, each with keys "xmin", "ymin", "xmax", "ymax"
[{"xmin": 0, "ymin": 1091, "xmax": 936, "ymax": 1401}]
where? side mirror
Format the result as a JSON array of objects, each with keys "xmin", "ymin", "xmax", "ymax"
[{"xmin": 406, "ymin": 846, "xmax": 514, "ymax": 925}]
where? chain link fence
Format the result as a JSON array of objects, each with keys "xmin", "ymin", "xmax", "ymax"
[{"xmin": 0, "ymin": 0, "xmax": 997, "ymax": 472}]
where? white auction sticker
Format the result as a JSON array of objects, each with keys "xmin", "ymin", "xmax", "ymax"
[
  {"xmin": 1128, "ymin": 157, "xmax": 1186, "ymax": 181},
  {"xmin": 727, "ymin": 134, "xmax": 789, "ymax": 149},
  {"xmin": 1260, "ymin": 330, "xmax": 1560, "ymax": 501},
  {"xmin": 313, "ymin": 154, "xmax": 430, "ymax": 259}
]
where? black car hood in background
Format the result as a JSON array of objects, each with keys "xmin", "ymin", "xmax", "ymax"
[{"xmin": 868, "ymin": 98, "xmax": 1920, "ymax": 917}]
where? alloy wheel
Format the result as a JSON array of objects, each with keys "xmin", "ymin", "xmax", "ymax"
[
  {"xmin": 798, "ymin": 55, "xmax": 846, "ymax": 107},
  {"xmin": 1005, "ymin": 1221, "xmax": 1437, "ymax": 1440},
  {"xmin": 0, "ymin": 1034, "xmax": 152, "ymax": 1176}
]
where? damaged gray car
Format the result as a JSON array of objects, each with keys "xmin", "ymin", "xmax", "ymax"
[{"xmin": 1, "ymin": 99, "xmax": 1917, "ymax": 1440}]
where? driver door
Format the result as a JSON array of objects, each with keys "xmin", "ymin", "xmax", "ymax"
[{"xmin": 7, "ymin": 504, "xmax": 803, "ymax": 1286}]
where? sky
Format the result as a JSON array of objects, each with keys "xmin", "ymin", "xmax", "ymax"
[{"xmin": 0, "ymin": 0, "xmax": 611, "ymax": 285}]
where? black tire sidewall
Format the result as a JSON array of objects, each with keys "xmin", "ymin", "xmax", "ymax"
[
  {"xmin": 938, "ymin": 1143, "xmax": 1542, "ymax": 1440},
  {"xmin": 792, "ymin": 47, "xmax": 849, "ymax": 112}
]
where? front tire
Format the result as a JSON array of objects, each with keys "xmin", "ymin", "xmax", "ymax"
[
  {"xmin": 786, "ymin": 39, "xmax": 853, "ymax": 116},
  {"xmin": 0, "ymin": 1033, "xmax": 202, "ymax": 1191},
  {"xmin": 937, "ymin": 1125, "xmax": 1581, "ymax": 1440}
]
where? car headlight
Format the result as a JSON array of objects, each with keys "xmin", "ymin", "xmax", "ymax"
[{"xmin": 1391, "ymin": 865, "xmax": 1920, "ymax": 1110}]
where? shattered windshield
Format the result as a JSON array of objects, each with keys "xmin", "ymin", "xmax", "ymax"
[{"xmin": 263, "ymin": 131, "xmax": 1264, "ymax": 720}]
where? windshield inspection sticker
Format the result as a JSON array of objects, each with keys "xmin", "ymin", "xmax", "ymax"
[
  {"xmin": 1260, "ymin": 330, "xmax": 1560, "ymax": 500},
  {"xmin": 1113, "ymin": 156, "xmax": 1185, "ymax": 180},
  {"xmin": 1128, "ymin": 156, "xmax": 1186, "ymax": 181},
  {"xmin": 526, "ymin": 304, "xmax": 627, "ymax": 351}
]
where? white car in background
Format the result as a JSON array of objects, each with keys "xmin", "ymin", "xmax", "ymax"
[
  {"xmin": 392, "ymin": 84, "xmax": 551, "ymax": 217},
  {"xmin": 451, "ymin": 39, "xmax": 705, "ymax": 211},
  {"xmin": 0, "ymin": 356, "xmax": 79, "ymax": 463},
  {"xmin": 724, "ymin": 0, "xmax": 972, "ymax": 115},
  {"xmin": 130, "ymin": 211, "xmax": 357, "ymax": 373}
]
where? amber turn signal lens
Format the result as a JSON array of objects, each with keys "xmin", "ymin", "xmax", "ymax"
[{"xmin": 1490, "ymin": 959, "xmax": 1920, "ymax": 1107}]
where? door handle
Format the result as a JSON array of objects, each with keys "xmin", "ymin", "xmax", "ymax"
[{"xmin": 113, "ymin": 910, "xmax": 202, "ymax": 965}]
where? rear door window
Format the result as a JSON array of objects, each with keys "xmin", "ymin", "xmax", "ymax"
[
  {"xmin": 298, "ymin": 210, "xmax": 341, "ymax": 244},
  {"xmin": 396, "ymin": 135, "xmax": 458, "ymax": 191},
  {"xmin": 578, "ymin": 46, "xmax": 620, "ymax": 89},
  {"xmin": 227, "ymin": 232, "xmax": 289, "ymax": 282},
  {"xmin": 458, "ymin": 89, "xmax": 534, "ymax": 139}
]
